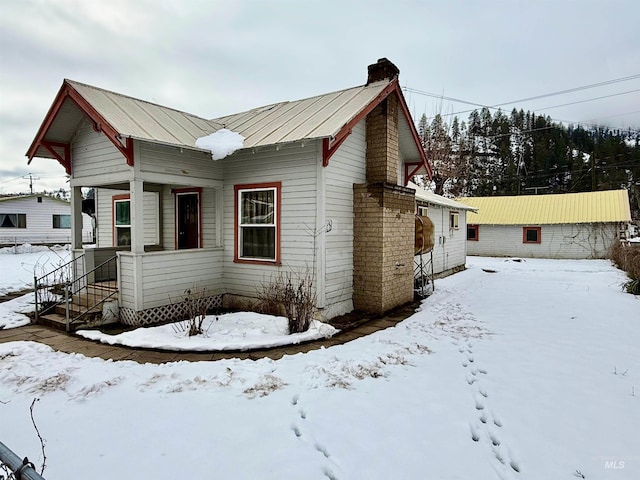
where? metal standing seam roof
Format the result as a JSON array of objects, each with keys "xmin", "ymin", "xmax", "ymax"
[
  {"xmin": 67, "ymin": 79, "xmax": 393, "ymax": 151},
  {"xmin": 457, "ymin": 190, "xmax": 631, "ymax": 225},
  {"xmin": 67, "ymin": 80, "xmax": 216, "ymax": 148}
]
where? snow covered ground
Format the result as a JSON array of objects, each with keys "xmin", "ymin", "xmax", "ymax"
[
  {"xmin": 1, "ymin": 255, "xmax": 639, "ymax": 479},
  {"xmin": 0, "ymin": 245, "xmax": 70, "ymax": 329}
]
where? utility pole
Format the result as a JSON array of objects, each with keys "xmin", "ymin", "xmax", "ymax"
[{"xmin": 23, "ymin": 173, "xmax": 40, "ymax": 194}]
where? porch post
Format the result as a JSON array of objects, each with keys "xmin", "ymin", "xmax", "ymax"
[
  {"xmin": 70, "ymin": 186, "xmax": 83, "ymax": 250},
  {"xmin": 130, "ymin": 179, "xmax": 145, "ymax": 254}
]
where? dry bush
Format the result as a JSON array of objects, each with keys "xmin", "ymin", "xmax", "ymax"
[
  {"xmin": 256, "ymin": 271, "xmax": 317, "ymax": 334},
  {"xmin": 609, "ymin": 241, "xmax": 640, "ymax": 294},
  {"xmin": 172, "ymin": 287, "xmax": 210, "ymax": 336}
]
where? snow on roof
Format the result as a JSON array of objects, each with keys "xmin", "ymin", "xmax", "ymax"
[
  {"xmin": 195, "ymin": 129, "xmax": 245, "ymax": 160},
  {"xmin": 407, "ymin": 182, "xmax": 477, "ymax": 211}
]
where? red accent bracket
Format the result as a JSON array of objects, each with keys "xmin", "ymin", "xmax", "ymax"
[
  {"xmin": 42, "ymin": 140, "xmax": 71, "ymax": 175},
  {"xmin": 405, "ymin": 163, "xmax": 425, "ymax": 185}
]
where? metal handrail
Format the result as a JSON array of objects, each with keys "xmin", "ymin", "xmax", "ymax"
[
  {"xmin": 0, "ymin": 440, "xmax": 46, "ymax": 480},
  {"xmin": 65, "ymin": 255, "xmax": 118, "ymax": 330},
  {"xmin": 34, "ymin": 254, "xmax": 119, "ymax": 331},
  {"xmin": 33, "ymin": 254, "xmax": 85, "ymax": 321}
]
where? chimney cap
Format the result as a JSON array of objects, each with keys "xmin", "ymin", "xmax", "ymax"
[{"xmin": 367, "ymin": 58, "xmax": 400, "ymax": 85}]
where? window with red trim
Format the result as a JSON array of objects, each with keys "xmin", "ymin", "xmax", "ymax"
[
  {"xmin": 523, "ymin": 227, "xmax": 541, "ymax": 244},
  {"xmin": 234, "ymin": 183, "xmax": 281, "ymax": 263},
  {"xmin": 467, "ymin": 224, "xmax": 479, "ymax": 241},
  {"xmin": 112, "ymin": 194, "xmax": 131, "ymax": 246}
]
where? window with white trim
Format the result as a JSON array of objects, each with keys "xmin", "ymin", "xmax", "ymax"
[
  {"xmin": 0, "ymin": 214, "xmax": 26, "ymax": 228},
  {"xmin": 53, "ymin": 214, "xmax": 71, "ymax": 229},
  {"xmin": 235, "ymin": 183, "xmax": 280, "ymax": 262},
  {"xmin": 417, "ymin": 205, "xmax": 429, "ymax": 217},
  {"xmin": 449, "ymin": 211, "xmax": 459, "ymax": 229}
]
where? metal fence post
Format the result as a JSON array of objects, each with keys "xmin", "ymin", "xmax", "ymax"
[
  {"xmin": 34, "ymin": 275, "xmax": 39, "ymax": 322},
  {"xmin": 64, "ymin": 280, "xmax": 70, "ymax": 333}
]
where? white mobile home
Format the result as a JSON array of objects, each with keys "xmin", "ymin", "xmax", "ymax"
[
  {"xmin": 457, "ymin": 190, "xmax": 631, "ymax": 259},
  {"xmin": 26, "ymin": 58, "xmax": 433, "ymax": 328},
  {"xmin": 0, "ymin": 194, "xmax": 93, "ymax": 246}
]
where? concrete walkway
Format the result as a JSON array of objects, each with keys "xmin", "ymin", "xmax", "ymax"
[{"xmin": 0, "ymin": 303, "xmax": 419, "ymax": 364}]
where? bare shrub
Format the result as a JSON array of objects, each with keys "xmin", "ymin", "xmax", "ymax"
[
  {"xmin": 172, "ymin": 287, "xmax": 210, "ymax": 336},
  {"xmin": 256, "ymin": 270, "xmax": 317, "ymax": 334},
  {"xmin": 610, "ymin": 241, "xmax": 640, "ymax": 294}
]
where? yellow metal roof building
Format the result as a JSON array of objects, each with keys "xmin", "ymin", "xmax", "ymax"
[{"xmin": 458, "ymin": 190, "xmax": 631, "ymax": 225}]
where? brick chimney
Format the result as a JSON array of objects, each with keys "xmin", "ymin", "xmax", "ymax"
[
  {"xmin": 367, "ymin": 58, "xmax": 400, "ymax": 85},
  {"xmin": 352, "ymin": 58, "xmax": 415, "ymax": 316}
]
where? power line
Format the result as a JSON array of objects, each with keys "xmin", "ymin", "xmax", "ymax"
[{"xmin": 403, "ymin": 73, "xmax": 640, "ymax": 131}]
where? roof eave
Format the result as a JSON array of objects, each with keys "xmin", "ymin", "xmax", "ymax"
[
  {"xmin": 26, "ymin": 80, "xmax": 134, "ymax": 173},
  {"xmin": 321, "ymin": 79, "xmax": 432, "ymax": 182}
]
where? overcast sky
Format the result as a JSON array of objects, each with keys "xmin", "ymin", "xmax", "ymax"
[{"xmin": 1, "ymin": 0, "xmax": 639, "ymax": 193}]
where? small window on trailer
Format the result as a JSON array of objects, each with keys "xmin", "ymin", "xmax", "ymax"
[
  {"xmin": 417, "ymin": 205, "xmax": 429, "ymax": 217},
  {"xmin": 0, "ymin": 214, "xmax": 27, "ymax": 228},
  {"xmin": 449, "ymin": 211, "xmax": 459, "ymax": 229}
]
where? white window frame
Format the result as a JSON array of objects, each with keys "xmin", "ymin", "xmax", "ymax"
[{"xmin": 235, "ymin": 183, "xmax": 280, "ymax": 263}]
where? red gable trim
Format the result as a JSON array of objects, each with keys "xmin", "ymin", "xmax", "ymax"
[
  {"xmin": 321, "ymin": 79, "xmax": 432, "ymax": 183},
  {"xmin": 26, "ymin": 80, "xmax": 134, "ymax": 171}
]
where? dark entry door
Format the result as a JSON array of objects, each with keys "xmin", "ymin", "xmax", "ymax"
[{"xmin": 177, "ymin": 193, "xmax": 199, "ymax": 249}]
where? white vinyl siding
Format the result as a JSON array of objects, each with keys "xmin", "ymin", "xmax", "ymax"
[
  {"xmin": 71, "ymin": 119, "xmax": 131, "ymax": 183},
  {"xmin": 117, "ymin": 249, "xmax": 223, "ymax": 310},
  {"xmin": 0, "ymin": 196, "xmax": 92, "ymax": 245},
  {"xmin": 222, "ymin": 142, "xmax": 318, "ymax": 296},
  {"xmin": 466, "ymin": 223, "xmax": 618, "ymax": 259},
  {"xmin": 95, "ymin": 188, "xmax": 159, "ymax": 247},
  {"xmin": 160, "ymin": 186, "xmax": 218, "ymax": 250},
  {"xmin": 324, "ymin": 121, "xmax": 366, "ymax": 313},
  {"xmin": 138, "ymin": 143, "xmax": 223, "ymax": 182}
]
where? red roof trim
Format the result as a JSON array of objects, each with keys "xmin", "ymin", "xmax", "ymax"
[
  {"xmin": 321, "ymin": 79, "xmax": 432, "ymax": 182},
  {"xmin": 26, "ymin": 80, "xmax": 134, "ymax": 169}
]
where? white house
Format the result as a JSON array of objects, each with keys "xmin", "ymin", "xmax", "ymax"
[
  {"xmin": 457, "ymin": 190, "xmax": 632, "ymax": 259},
  {"xmin": 0, "ymin": 194, "xmax": 93, "ymax": 246},
  {"xmin": 408, "ymin": 182, "xmax": 477, "ymax": 277},
  {"xmin": 26, "ymin": 58, "xmax": 433, "ymax": 328}
]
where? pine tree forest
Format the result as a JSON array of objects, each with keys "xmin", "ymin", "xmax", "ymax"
[{"xmin": 414, "ymin": 108, "xmax": 640, "ymax": 217}]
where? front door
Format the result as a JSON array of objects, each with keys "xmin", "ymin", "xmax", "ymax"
[{"xmin": 177, "ymin": 193, "xmax": 199, "ymax": 249}]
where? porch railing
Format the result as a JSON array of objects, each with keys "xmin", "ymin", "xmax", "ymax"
[
  {"xmin": 34, "ymin": 254, "xmax": 118, "ymax": 332},
  {"xmin": 34, "ymin": 254, "xmax": 84, "ymax": 320},
  {"xmin": 67, "ymin": 255, "xmax": 118, "ymax": 330}
]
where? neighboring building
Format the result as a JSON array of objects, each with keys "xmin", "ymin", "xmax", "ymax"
[
  {"xmin": 26, "ymin": 58, "xmax": 432, "ymax": 327},
  {"xmin": 457, "ymin": 190, "xmax": 632, "ymax": 259},
  {"xmin": 408, "ymin": 182, "xmax": 477, "ymax": 277},
  {"xmin": 0, "ymin": 194, "xmax": 93, "ymax": 246}
]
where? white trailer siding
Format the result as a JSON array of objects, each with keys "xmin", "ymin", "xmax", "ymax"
[
  {"xmin": 71, "ymin": 120, "xmax": 131, "ymax": 184},
  {"xmin": 423, "ymin": 205, "xmax": 468, "ymax": 276},
  {"xmin": 222, "ymin": 142, "xmax": 318, "ymax": 297},
  {"xmin": 95, "ymin": 188, "xmax": 159, "ymax": 247},
  {"xmin": 324, "ymin": 121, "xmax": 366, "ymax": 316},
  {"xmin": 0, "ymin": 196, "xmax": 92, "ymax": 245},
  {"xmin": 466, "ymin": 223, "xmax": 618, "ymax": 259}
]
